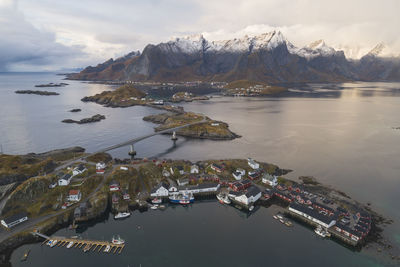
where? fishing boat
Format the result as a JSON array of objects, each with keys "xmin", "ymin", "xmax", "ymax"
[
  {"xmin": 314, "ymin": 225, "xmax": 331, "ymax": 238},
  {"xmin": 169, "ymin": 191, "xmax": 194, "ymax": 205},
  {"xmin": 66, "ymin": 241, "xmax": 74, "ymax": 248},
  {"xmin": 152, "ymin": 198, "xmax": 162, "ymax": 204},
  {"xmin": 104, "ymin": 245, "xmax": 111, "ymax": 253},
  {"xmin": 21, "ymin": 249, "xmax": 30, "ymax": 262},
  {"xmin": 114, "ymin": 212, "xmax": 131, "ymax": 219},
  {"xmin": 112, "ymin": 235, "xmax": 125, "ymax": 245}
]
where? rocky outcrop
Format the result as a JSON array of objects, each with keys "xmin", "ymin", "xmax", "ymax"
[
  {"xmin": 34, "ymin": 82, "xmax": 68, "ymax": 87},
  {"xmin": 62, "ymin": 114, "xmax": 105, "ymax": 124},
  {"xmin": 15, "ymin": 90, "xmax": 59, "ymax": 96},
  {"xmin": 69, "ymin": 108, "xmax": 81, "ymax": 112}
]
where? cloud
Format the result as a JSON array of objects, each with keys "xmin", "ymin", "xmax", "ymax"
[{"xmin": 2, "ymin": 0, "xmax": 400, "ymax": 71}]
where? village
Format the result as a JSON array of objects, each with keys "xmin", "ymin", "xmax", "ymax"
[{"xmin": 0, "ymin": 155, "xmax": 374, "ymax": 250}]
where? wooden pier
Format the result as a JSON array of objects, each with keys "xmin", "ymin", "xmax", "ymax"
[{"xmin": 33, "ymin": 232, "xmax": 125, "ymax": 254}]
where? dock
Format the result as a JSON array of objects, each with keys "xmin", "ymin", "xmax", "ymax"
[{"xmin": 32, "ymin": 232, "xmax": 125, "ymax": 254}]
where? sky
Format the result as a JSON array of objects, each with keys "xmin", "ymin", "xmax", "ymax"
[{"xmin": 0, "ymin": 0, "xmax": 399, "ymax": 71}]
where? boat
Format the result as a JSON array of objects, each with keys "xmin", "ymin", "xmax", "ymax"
[
  {"xmin": 83, "ymin": 244, "xmax": 91, "ymax": 252},
  {"xmin": 66, "ymin": 241, "xmax": 74, "ymax": 248},
  {"xmin": 285, "ymin": 221, "xmax": 293, "ymax": 227},
  {"xmin": 169, "ymin": 191, "xmax": 194, "ymax": 205},
  {"xmin": 273, "ymin": 215, "xmax": 278, "ymax": 220},
  {"xmin": 249, "ymin": 205, "xmax": 254, "ymax": 211},
  {"xmin": 114, "ymin": 212, "xmax": 131, "ymax": 219},
  {"xmin": 150, "ymin": 205, "xmax": 158, "ymax": 210},
  {"xmin": 112, "ymin": 235, "xmax": 125, "ymax": 245},
  {"xmin": 104, "ymin": 245, "xmax": 111, "ymax": 253},
  {"xmin": 50, "ymin": 240, "xmax": 58, "ymax": 247},
  {"xmin": 216, "ymin": 193, "xmax": 224, "ymax": 202},
  {"xmin": 47, "ymin": 240, "xmax": 53, "ymax": 246},
  {"xmin": 314, "ymin": 225, "xmax": 331, "ymax": 238},
  {"xmin": 21, "ymin": 249, "xmax": 30, "ymax": 262},
  {"xmin": 279, "ymin": 219, "xmax": 285, "ymax": 224},
  {"xmin": 276, "ymin": 214, "xmax": 283, "ymax": 220},
  {"xmin": 223, "ymin": 196, "xmax": 231, "ymax": 204},
  {"xmin": 158, "ymin": 205, "xmax": 166, "ymax": 209},
  {"xmin": 152, "ymin": 198, "xmax": 162, "ymax": 204}
]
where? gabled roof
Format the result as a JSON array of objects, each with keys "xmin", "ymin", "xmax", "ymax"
[
  {"xmin": 245, "ymin": 186, "xmax": 261, "ymax": 197},
  {"xmin": 69, "ymin": 190, "xmax": 80, "ymax": 195}
]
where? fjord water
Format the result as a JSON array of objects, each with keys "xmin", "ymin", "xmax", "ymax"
[{"xmin": 1, "ymin": 73, "xmax": 399, "ymax": 266}]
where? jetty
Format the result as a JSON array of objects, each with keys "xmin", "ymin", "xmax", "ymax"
[{"xmin": 32, "ymin": 232, "xmax": 125, "ymax": 254}]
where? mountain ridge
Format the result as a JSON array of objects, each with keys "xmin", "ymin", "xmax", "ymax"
[{"xmin": 68, "ymin": 31, "xmax": 400, "ymax": 83}]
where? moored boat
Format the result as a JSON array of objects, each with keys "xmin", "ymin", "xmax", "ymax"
[
  {"xmin": 223, "ymin": 196, "xmax": 231, "ymax": 204},
  {"xmin": 21, "ymin": 249, "xmax": 30, "ymax": 262},
  {"xmin": 249, "ymin": 205, "xmax": 254, "ymax": 211},
  {"xmin": 114, "ymin": 212, "xmax": 131, "ymax": 219},
  {"xmin": 273, "ymin": 215, "xmax": 278, "ymax": 220},
  {"xmin": 50, "ymin": 240, "xmax": 58, "ymax": 247},
  {"xmin": 150, "ymin": 205, "xmax": 158, "ymax": 210},
  {"xmin": 66, "ymin": 241, "xmax": 74, "ymax": 248},
  {"xmin": 285, "ymin": 221, "xmax": 293, "ymax": 227},
  {"xmin": 314, "ymin": 225, "xmax": 331, "ymax": 238},
  {"xmin": 112, "ymin": 235, "xmax": 125, "ymax": 245},
  {"xmin": 169, "ymin": 191, "xmax": 194, "ymax": 205},
  {"xmin": 104, "ymin": 245, "xmax": 111, "ymax": 253},
  {"xmin": 152, "ymin": 198, "xmax": 162, "ymax": 204}
]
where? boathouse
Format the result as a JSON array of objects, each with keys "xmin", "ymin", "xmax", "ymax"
[
  {"xmin": 288, "ymin": 203, "xmax": 337, "ymax": 229},
  {"xmin": 1, "ymin": 212, "xmax": 28, "ymax": 228},
  {"xmin": 232, "ymin": 186, "xmax": 261, "ymax": 205}
]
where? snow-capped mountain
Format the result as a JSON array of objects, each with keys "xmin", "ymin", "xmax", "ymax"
[{"xmin": 69, "ymin": 31, "xmax": 400, "ymax": 83}]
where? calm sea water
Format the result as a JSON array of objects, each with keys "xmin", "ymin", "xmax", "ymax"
[{"xmin": 1, "ymin": 73, "xmax": 400, "ymax": 266}]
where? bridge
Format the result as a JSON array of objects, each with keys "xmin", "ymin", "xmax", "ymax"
[{"xmin": 90, "ymin": 115, "xmax": 207, "ymax": 156}]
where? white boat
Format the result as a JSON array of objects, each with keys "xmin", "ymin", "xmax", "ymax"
[
  {"xmin": 314, "ymin": 226, "xmax": 331, "ymax": 238},
  {"xmin": 150, "ymin": 205, "xmax": 158, "ymax": 210},
  {"xmin": 276, "ymin": 214, "xmax": 283, "ymax": 220},
  {"xmin": 50, "ymin": 240, "xmax": 57, "ymax": 247},
  {"xmin": 66, "ymin": 241, "xmax": 74, "ymax": 248},
  {"xmin": 112, "ymin": 235, "xmax": 125, "ymax": 245},
  {"xmin": 216, "ymin": 194, "xmax": 224, "ymax": 201},
  {"xmin": 223, "ymin": 196, "xmax": 231, "ymax": 204},
  {"xmin": 273, "ymin": 215, "xmax": 278, "ymax": 220},
  {"xmin": 152, "ymin": 198, "xmax": 162, "ymax": 204},
  {"xmin": 104, "ymin": 245, "xmax": 111, "ymax": 253},
  {"xmin": 114, "ymin": 212, "xmax": 131, "ymax": 219},
  {"xmin": 158, "ymin": 205, "xmax": 166, "ymax": 209},
  {"xmin": 47, "ymin": 240, "xmax": 53, "ymax": 246},
  {"xmin": 249, "ymin": 205, "xmax": 254, "ymax": 211}
]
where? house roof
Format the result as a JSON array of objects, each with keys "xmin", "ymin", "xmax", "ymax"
[
  {"xmin": 76, "ymin": 164, "xmax": 86, "ymax": 171},
  {"xmin": 60, "ymin": 173, "xmax": 72, "ymax": 180},
  {"xmin": 69, "ymin": 190, "xmax": 80, "ymax": 195},
  {"xmin": 290, "ymin": 202, "xmax": 336, "ymax": 225},
  {"xmin": 2, "ymin": 212, "xmax": 28, "ymax": 224},
  {"xmin": 245, "ymin": 186, "xmax": 261, "ymax": 197},
  {"xmin": 109, "ymin": 180, "xmax": 119, "ymax": 186}
]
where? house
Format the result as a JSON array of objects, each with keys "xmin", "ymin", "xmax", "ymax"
[
  {"xmin": 232, "ymin": 168, "xmax": 245, "ymax": 180},
  {"xmin": 72, "ymin": 164, "xmax": 87, "ymax": 176},
  {"xmin": 169, "ymin": 184, "xmax": 178, "ymax": 193},
  {"xmin": 162, "ymin": 169, "xmax": 171, "ymax": 177},
  {"xmin": 288, "ymin": 203, "xmax": 337, "ymax": 229},
  {"xmin": 262, "ymin": 173, "xmax": 278, "ymax": 187},
  {"xmin": 48, "ymin": 181, "xmax": 57, "ymax": 189},
  {"xmin": 231, "ymin": 179, "xmax": 252, "ymax": 192},
  {"xmin": 96, "ymin": 162, "xmax": 106, "ymax": 174},
  {"xmin": 232, "ymin": 186, "xmax": 261, "ymax": 205},
  {"xmin": 58, "ymin": 173, "xmax": 72, "ymax": 186},
  {"xmin": 150, "ymin": 182, "xmax": 170, "ymax": 197},
  {"xmin": 122, "ymin": 191, "xmax": 130, "ymax": 200},
  {"xmin": 177, "ymin": 178, "xmax": 189, "ymax": 186},
  {"xmin": 67, "ymin": 190, "xmax": 82, "ymax": 202},
  {"xmin": 210, "ymin": 163, "xmax": 223, "ymax": 173},
  {"xmin": 247, "ymin": 158, "xmax": 260, "ymax": 169},
  {"xmin": 109, "ymin": 180, "xmax": 120, "ymax": 191},
  {"xmin": 1, "ymin": 212, "xmax": 28, "ymax": 228},
  {"xmin": 190, "ymin": 165, "xmax": 199, "ymax": 174},
  {"xmin": 176, "ymin": 166, "xmax": 185, "ymax": 175}
]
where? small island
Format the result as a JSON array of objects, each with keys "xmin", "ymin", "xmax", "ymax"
[
  {"xmin": 15, "ymin": 90, "xmax": 59, "ymax": 96},
  {"xmin": 143, "ymin": 112, "xmax": 240, "ymax": 140},
  {"xmin": 69, "ymin": 109, "xmax": 81, "ymax": 112},
  {"xmin": 223, "ymin": 80, "xmax": 287, "ymax": 96},
  {"xmin": 170, "ymin": 91, "xmax": 210, "ymax": 103},
  {"xmin": 62, "ymin": 114, "xmax": 105, "ymax": 124},
  {"xmin": 35, "ymin": 82, "xmax": 69, "ymax": 87}
]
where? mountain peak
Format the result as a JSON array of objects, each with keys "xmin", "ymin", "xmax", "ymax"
[{"xmin": 367, "ymin": 43, "xmax": 385, "ymax": 57}]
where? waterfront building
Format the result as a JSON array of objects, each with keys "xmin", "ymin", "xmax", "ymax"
[
  {"xmin": 150, "ymin": 182, "xmax": 170, "ymax": 197},
  {"xmin": 288, "ymin": 203, "xmax": 337, "ymax": 229},
  {"xmin": 72, "ymin": 164, "xmax": 87, "ymax": 176},
  {"xmin": 178, "ymin": 183, "xmax": 220, "ymax": 195},
  {"xmin": 231, "ymin": 179, "xmax": 252, "ymax": 192},
  {"xmin": 232, "ymin": 186, "xmax": 262, "ymax": 205},
  {"xmin": 262, "ymin": 173, "xmax": 278, "ymax": 187},
  {"xmin": 247, "ymin": 158, "xmax": 260, "ymax": 169},
  {"xmin": 58, "ymin": 173, "xmax": 72, "ymax": 186},
  {"xmin": 1, "ymin": 212, "xmax": 28, "ymax": 228},
  {"xmin": 67, "ymin": 190, "xmax": 82, "ymax": 202}
]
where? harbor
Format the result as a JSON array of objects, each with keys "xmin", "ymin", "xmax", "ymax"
[{"xmin": 33, "ymin": 232, "xmax": 125, "ymax": 255}]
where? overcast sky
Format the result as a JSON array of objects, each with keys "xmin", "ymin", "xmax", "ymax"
[{"xmin": 1, "ymin": 0, "xmax": 399, "ymax": 71}]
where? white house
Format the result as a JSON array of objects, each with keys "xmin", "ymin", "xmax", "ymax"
[
  {"xmin": 67, "ymin": 190, "xmax": 82, "ymax": 202},
  {"xmin": 233, "ymin": 186, "xmax": 262, "ymax": 206},
  {"xmin": 190, "ymin": 165, "xmax": 199, "ymax": 174},
  {"xmin": 58, "ymin": 173, "xmax": 72, "ymax": 186},
  {"xmin": 150, "ymin": 182, "xmax": 170, "ymax": 197},
  {"xmin": 247, "ymin": 158, "xmax": 260, "ymax": 169},
  {"xmin": 96, "ymin": 162, "xmax": 106, "ymax": 174},
  {"xmin": 162, "ymin": 169, "xmax": 171, "ymax": 177},
  {"xmin": 169, "ymin": 184, "xmax": 178, "ymax": 193},
  {"xmin": 72, "ymin": 164, "xmax": 87, "ymax": 176},
  {"xmin": 177, "ymin": 178, "xmax": 189, "ymax": 186},
  {"xmin": 232, "ymin": 168, "xmax": 246, "ymax": 180},
  {"xmin": 262, "ymin": 173, "xmax": 278, "ymax": 187},
  {"xmin": 1, "ymin": 212, "xmax": 28, "ymax": 228}
]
